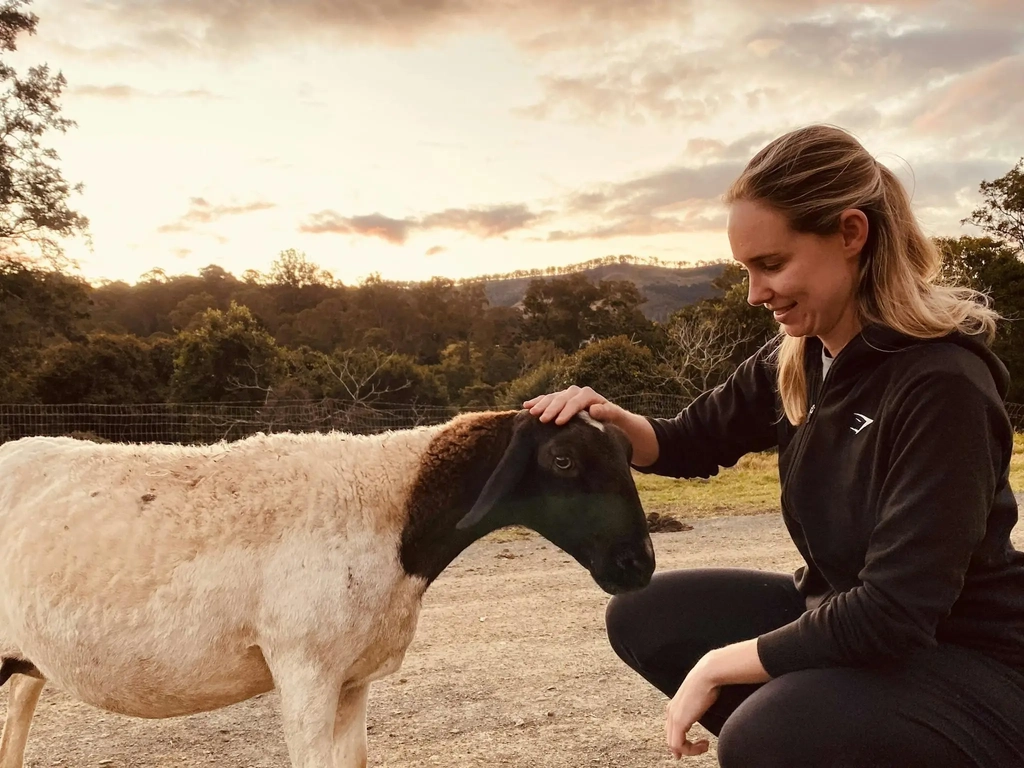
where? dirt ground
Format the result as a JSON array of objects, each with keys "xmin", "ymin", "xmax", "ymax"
[{"xmin": 6, "ymin": 508, "xmax": 1024, "ymax": 768}]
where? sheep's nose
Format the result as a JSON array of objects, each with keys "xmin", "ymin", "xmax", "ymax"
[{"xmin": 615, "ymin": 545, "xmax": 655, "ymax": 588}]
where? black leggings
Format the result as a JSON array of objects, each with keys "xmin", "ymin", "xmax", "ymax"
[{"xmin": 605, "ymin": 568, "xmax": 1024, "ymax": 768}]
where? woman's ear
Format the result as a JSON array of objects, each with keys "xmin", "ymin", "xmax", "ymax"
[{"xmin": 839, "ymin": 208, "xmax": 869, "ymax": 258}]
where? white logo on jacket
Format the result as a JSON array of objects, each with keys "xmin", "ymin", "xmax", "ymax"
[{"xmin": 850, "ymin": 413, "xmax": 874, "ymax": 434}]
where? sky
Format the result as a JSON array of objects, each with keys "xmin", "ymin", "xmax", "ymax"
[{"xmin": 7, "ymin": 0, "xmax": 1024, "ymax": 286}]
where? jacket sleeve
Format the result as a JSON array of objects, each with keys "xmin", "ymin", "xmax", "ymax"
[
  {"xmin": 756, "ymin": 365, "xmax": 1012, "ymax": 676},
  {"xmin": 634, "ymin": 338, "xmax": 781, "ymax": 479}
]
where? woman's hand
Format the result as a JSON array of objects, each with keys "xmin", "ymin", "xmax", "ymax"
[
  {"xmin": 665, "ymin": 639, "xmax": 771, "ymax": 759},
  {"xmin": 524, "ymin": 385, "xmax": 660, "ymax": 466},
  {"xmin": 524, "ymin": 385, "xmax": 620, "ymax": 426},
  {"xmin": 665, "ymin": 663, "xmax": 720, "ymax": 759}
]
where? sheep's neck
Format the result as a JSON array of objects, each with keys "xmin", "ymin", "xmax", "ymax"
[{"xmin": 399, "ymin": 410, "xmax": 518, "ymax": 586}]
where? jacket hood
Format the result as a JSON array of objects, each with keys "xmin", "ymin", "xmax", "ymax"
[{"xmin": 813, "ymin": 323, "xmax": 1011, "ymax": 400}]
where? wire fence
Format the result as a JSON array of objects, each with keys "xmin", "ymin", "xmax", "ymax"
[{"xmin": 0, "ymin": 397, "xmax": 1022, "ymax": 446}]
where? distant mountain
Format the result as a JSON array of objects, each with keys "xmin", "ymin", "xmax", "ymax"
[{"xmin": 477, "ymin": 259, "xmax": 729, "ymax": 322}]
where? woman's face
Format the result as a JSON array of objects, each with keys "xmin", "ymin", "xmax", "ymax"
[{"xmin": 727, "ymin": 199, "xmax": 868, "ymax": 356}]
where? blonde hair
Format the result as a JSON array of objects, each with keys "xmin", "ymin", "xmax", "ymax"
[{"xmin": 724, "ymin": 125, "xmax": 998, "ymax": 426}]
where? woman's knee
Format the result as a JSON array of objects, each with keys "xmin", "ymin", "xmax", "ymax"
[
  {"xmin": 717, "ymin": 671, "xmax": 876, "ymax": 768},
  {"xmin": 604, "ymin": 589, "xmax": 646, "ymax": 667},
  {"xmin": 716, "ymin": 669, "xmax": 961, "ymax": 768}
]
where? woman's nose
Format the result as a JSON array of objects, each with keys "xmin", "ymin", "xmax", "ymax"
[{"xmin": 747, "ymin": 274, "xmax": 771, "ymax": 307}]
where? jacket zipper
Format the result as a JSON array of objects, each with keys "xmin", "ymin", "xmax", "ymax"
[{"xmin": 780, "ymin": 347, "xmax": 838, "ymax": 508}]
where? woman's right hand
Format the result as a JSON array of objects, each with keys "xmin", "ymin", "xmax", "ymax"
[
  {"xmin": 524, "ymin": 385, "xmax": 660, "ymax": 467},
  {"xmin": 524, "ymin": 385, "xmax": 621, "ymax": 426}
]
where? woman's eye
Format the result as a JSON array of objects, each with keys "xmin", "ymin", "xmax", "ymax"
[
  {"xmin": 762, "ymin": 262, "xmax": 782, "ymax": 273},
  {"xmin": 554, "ymin": 456, "xmax": 573, "ymax": 471}
]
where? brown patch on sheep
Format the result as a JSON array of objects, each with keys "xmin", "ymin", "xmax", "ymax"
[
  {"xmin": 400, "ymin": 410, "xmax": 520, "ymax": 582},
  {"xmin": 0, "ymin": 658, "xmax": 41, "ymax": 687}
]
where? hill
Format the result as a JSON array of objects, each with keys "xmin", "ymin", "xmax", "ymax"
[{"xmin": 478, "ymin": 260, "xmax": 728, "ymax": 322}]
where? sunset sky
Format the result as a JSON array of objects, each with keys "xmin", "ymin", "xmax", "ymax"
[{"xmin": 9, "ymin": 0, "xmax": 1023, "ymax": 286}]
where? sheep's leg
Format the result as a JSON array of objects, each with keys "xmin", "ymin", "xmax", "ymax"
[
  {"xmin": 272, "ymin": 657, "xmax": 344, "ymax": 768},
  {"xmin": 332, "ymin": 683, "xmax": 369, "ymax": 768},
  {"xmin": 0, "ymin": 675, "xmax": 45, "ymax": 768}
]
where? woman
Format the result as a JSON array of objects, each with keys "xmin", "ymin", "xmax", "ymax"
[{"xmin": 526, "ymin": 125, "xmax": 1024, "ymax": 767}]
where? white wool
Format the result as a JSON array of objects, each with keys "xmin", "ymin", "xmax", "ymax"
[{"xmin": 0, "ymin": 425, "xmax": 444, "ymax": 767}]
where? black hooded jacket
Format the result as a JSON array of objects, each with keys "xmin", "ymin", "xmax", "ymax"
[{"xmin": 637, "ymin": 324, "xmax": 1024, "ymax": 677}]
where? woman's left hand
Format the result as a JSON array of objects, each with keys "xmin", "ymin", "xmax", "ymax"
[{"xmin": 665, "ymin": 661, "xmax": 720, "ymax": 759}]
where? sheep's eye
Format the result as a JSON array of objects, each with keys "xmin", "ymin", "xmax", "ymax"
[{"xmin": 554, "ymin": 455, "xmax": 573, "ymax": 471}]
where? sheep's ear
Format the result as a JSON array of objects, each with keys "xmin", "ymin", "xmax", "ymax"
[{"xmin": 456, "ymin": 422, "xmax": 534, "ymax": 530}]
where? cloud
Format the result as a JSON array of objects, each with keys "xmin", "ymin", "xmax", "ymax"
[
  {"xmin": 890, "ymin": 157, "xmax": 1017, "ymax": 209},
  {"xmin": 300, "ymin": 212, "xmax": 412, "ymax": 244},
  {"xmin": 547, "ymin": 208, "xmax": 727, "ymax": 241},
  {"xmin": 302, "ymin": 154, "xmax": 751, "ymax": 247},
  {"xmin": 548, "ymin": 158, "xmax": 744, "ymax": 240},
  {"xmin": 64, "ymin": 0, "xmax": 694, "ymax": 54},
  {"xmin": 158, "ymin": 198, "xmax": 276, "ymax": 234},
  {"xmin": 309, "ymin": 153, "xmax": 748, "ymax": 248},
  {"xmin": 517, "ymin": 54, "xmax": 727, "ymax": 124},
  {"xmin": 518, "ymin": 3, "xmax": 1024, "ymax": 127},
  {"xmin": 588, "ymin": 161, "xmax": 746, "ymax": 218},
  {"xmin": 71, "ymin": 84, "xmax": 219, "ymax": 100},
  {"xmin": 419, "ymin": 205, "xmax": 541, "ymax": 237},
  {"xmin": 71, "ymin": 84, "xmax": 142, "ymax": 99},
  {"xmin": 426, "ymin": 245, "xmax": 446, "ymax": 256},
  {"xmin": 745, "ymin": 17, "xmax": 1023, "ymax": 85},
  {"xmin": 899, "ymin": 55, "xmax": 1024, "ymax": 137},
  {"xmin": 682, "ymin": 132, "xmax": 775, "ymax": 163},
  {"xmin": 299, "ymin": 204, "xmax": 548, "ymax": 244}
]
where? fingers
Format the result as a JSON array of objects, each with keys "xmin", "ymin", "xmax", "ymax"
[
  {"xmin": 666, "ymin": 706, "xmax": 709, "ymax": 759},
  {"xmin": 667, "ymin": 723, "xmax": 709, "ymax": 759},
  {"xmin": 671, "ymin": 738, "xmax": 709, "ymax": 758},
  {"xmin": 587, "ymin": 402, "xmax": 619, "ymax": 423},
  {"xmin": 523, "ymin": 386, "xmax": 607, "ymax": 426}
]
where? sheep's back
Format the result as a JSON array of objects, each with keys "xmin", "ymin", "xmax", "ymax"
[{"xmin": 0, "ymin": 428, "xmax": 439, "ymax": 617}]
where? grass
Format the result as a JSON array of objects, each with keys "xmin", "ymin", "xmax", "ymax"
[
  {"xmin": 1012, "ymin": 433, "xmax": 1024, "ymax": 493},
  {"xmin": 634, "ymin": 452, "xmax": 781, "ymax": 519},
  {"xmin": 638, "ymin": 432, "xmax": 1024, "ymax": 521}
]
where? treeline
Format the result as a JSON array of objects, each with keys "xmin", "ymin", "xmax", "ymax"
[
  {"xmin": 2, "ymin": 233, "xmax": 1023, "ymax": 413},
  {"xmin": 0, "ymin": 251, "xmax": 753, "ymax": 409}
]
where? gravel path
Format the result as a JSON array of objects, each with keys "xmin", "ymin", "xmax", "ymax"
[{"xmin": 4, "ymin": 511, "xmax": 1023, "ymax": 768}]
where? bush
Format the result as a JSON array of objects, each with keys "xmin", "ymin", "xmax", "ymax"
[{"xmin": 553, "ymin": 336, "xmax": 683, "ymax": 400}]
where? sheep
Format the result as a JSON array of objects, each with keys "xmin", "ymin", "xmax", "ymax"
[{"xmin": 0, "ymin": 408, "xmax": 655, "ymax": 768}]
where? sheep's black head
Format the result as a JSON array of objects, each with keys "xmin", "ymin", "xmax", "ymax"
[{"xmin": 457, "ymin": 410, "xmax": 655, "ymax": 594}]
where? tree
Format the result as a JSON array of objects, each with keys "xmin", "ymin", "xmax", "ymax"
[
  {"xmin": 553, "ymin": 336, "xmax": 682, "ymax": 400},
  {"xmin": 520, "ymin": 273, "xmax": 600, "ymax": 352},
  {"xmin": 0, "ymin": 0, "xmax": 88, "ymax": 268},
  {"xmin": 168, "ymin": 291, "xmax": 217, "ymax": 331},
  {"xmin": 519, "ymin": 273, "xmax": 652, "ymax": 353},
  {"xmin": 501, "ymin": 360, "xmax": 563, "ymax": 407},
  {"xmin": 285, "ymin": 296, "xmax": 349, "ymax": 353},
  {"xmin": 0, "ymin": 260, "xmax": 88, "ymax": 401},
  {"xmin": 660, "ymin": 313, "xmax": 755, "ymax": 399},
  {"xmin": 280, "ymin": 347, "xmax": 447, "ymax": 406},
  {"xmin": 588, "ymin": 278, "xmax": 652, "ymax": 340},
  {"xmin": 268, "ymin": 248, "xmax": 334, "ymax": 288},
  {"xmin": 170, "ymin": 302, "xmax": 286, "ymax": 403},
  {"xmin": 33, "ymin": 333, "xmax": 169, "ymax": 404},
  {"xmin": 673, "ymin": 263, "xmax": 778, "ymax": 366},
  {"xmin": 937, "ymin": 235, "xmax": 1024, "ymax": 402},
  {"xmin": 962, "ymin": 158, "xmax": 1024, "ymax": 253},
  {"xmin": 937, "ymin": 235, "xmax": 1022, "ymax": 288}
]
